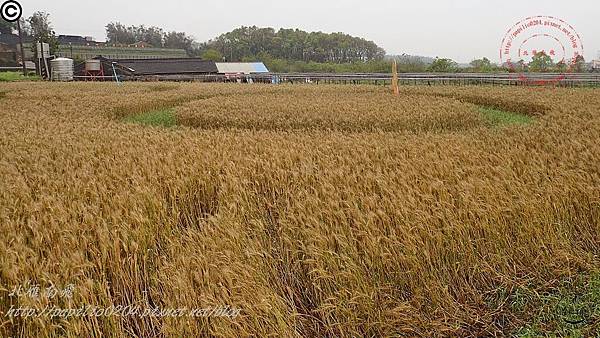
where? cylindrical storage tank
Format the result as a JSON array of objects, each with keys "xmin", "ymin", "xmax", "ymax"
[
  {"xmin": 50, "ymin": 58, "xmax": 74, "ymax": 81},
  {"xmin": 85, "ymin": 59, "xmax": 102, "ymax": 72}
]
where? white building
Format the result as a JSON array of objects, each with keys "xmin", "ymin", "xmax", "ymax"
[
  {"xmin": 215, "ymin": 62, "xmax": 270, "ymax": 82},
  {"xmin": 215, "ymin": 62, "xmax": 269, "ymax": 75}
]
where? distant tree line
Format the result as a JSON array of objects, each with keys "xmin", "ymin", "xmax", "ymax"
[
  {"xmin": 105, "ymin": 23, "xmax": 195, "ymax": 52},
  {"xmin": 248, "ymin": 53, "xmax": 427, "ymax": 73},
  {"xmin": 424, "ymin": 54, "xmax": 587, "ymax": 73},
  {"xmin": 201, "ymin": 26, "xmax": 386, "ymax": 63},
  {"xmin": 105, "ymin": 24, "xmax": 386, "ymax": 65},
  {"xmin": 506, "ymin": 52, "xmax": 587, "ymax": 73}
]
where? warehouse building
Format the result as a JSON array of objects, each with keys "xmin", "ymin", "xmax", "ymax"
[
  {"xmin": 74, "ymin": 57, "xmax": 219, "ymax": 80},
  {"xmin": 58, "ymin": 35, "xmax": 98, "ymax": 45},
  {"xmin": 73, "ymin": 57, "xmax": 271, "ymax": 81},
  {"xmin": 109, "ymin": 58, "xmax": 218, "ymax": 76}
]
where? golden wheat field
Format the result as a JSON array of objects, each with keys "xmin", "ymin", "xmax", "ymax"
[{"xmin": 0, "ymin": 82, "xmax": 599, "ymax": 337}]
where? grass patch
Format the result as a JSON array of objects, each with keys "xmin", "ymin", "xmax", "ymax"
[
  {"xmin": 123, "ymin": 108, "xmax": 177, "ymax": 127},
  {"xmin": 488, "ymin": 273, "xmax": 600, "ymax": 337},
  {"xmin": 515, "ymin": 273, "xmax": 600, "ymax": 337},
  {"xmin": 0, "ymin": 72, "xmax": 41, "ymax": 82},
  {"xmin": 479, "ymin": 106, "xmax": 534, "ymax": 127}
]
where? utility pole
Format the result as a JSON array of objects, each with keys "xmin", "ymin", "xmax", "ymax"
[{"xmin": 16, "ymin": 19, "xmax": 27, "ymax": 77}]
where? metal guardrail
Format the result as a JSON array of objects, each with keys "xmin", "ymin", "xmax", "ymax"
[
  {"xmin": 267, "ymin": 72, "xmax": 600, "ymax": 80},
  {"xmin": 73, "ymin": 75, "xmax": 122, "ymax": 80},
  {"xmin": 261, "ymin": 73, "xmax": 600, "ymax": 86},
  {"xmin": 70, "ymin": 72, "xmax": 600, "ymax": 86}
]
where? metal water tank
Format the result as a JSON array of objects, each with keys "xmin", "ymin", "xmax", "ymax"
[
  {"xmin": 85, "ymin": 59, "xmax": 102, "ymax": 72},
  {"xmin": 50, "ymin": 58, "xmax": 74, "ymax": 81}
]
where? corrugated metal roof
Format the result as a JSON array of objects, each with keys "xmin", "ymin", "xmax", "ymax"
[
  {"xmin": 107, "ymin": 58, "xmax": 218, "ymax": 75},
  {"xmin": 216, "ymin": 62, "xmax": 269, "ymax": 74},
  {"xmin": 252, "ymin": 63, "xmax": 269, "ymax": 73}
]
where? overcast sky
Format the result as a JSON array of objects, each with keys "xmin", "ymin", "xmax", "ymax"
[{"xmin": 19, "ymin": 0, "xmax": 599, "ymax": 63}]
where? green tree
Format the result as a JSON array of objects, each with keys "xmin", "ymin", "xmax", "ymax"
[
  {"xmin": 428, "ymin": 58, "xmax": 458, "ymax": 73},
  {"xmin": 555, "ymin": 60, "xmax": 568, "ymax": 73},
  {"xmin": 398, "ymin": 60, "xmax": 427, "ymax": 72},
  {"xmin": 204, "ymin": 26, "xmax": 385, "ymax": 63},
  {"xmin": 106, "ymin": 22, "xmax": 136, "ymax": 45},
  {"xmin": 528, "ymin": 52, "xmax": 553, "ymax": 73},
  {"xmin": 506, "ymin": 59, "xmax": 526, "ymax": 73},
  {"xmin": 163, "ymin": 31, "xmax": 194, "ymax": 52},
  {"xmin": 106, "ymin": 23, "xmax": 164, "ymax": 47},
  {"xmin": 201, "ymin": 49, "xmax": 223, "ymax": 62},
  {"xmin": 0, "ymin": 18, "xmax": 15, "ymax": 34},
  {"xmin": 571, "ymin": 55, "xmax": 586, "ymax": 73},
  {"xmin": 470, "ymin": 57, "xmax": 493, "ymax": 72},
  {"xmin": 27, "ymin": 11, "xmax": 58, "ymax": 54},
  {"xmin": 138, "ymin": 26, "xmax": 164, "ymax": 47}
]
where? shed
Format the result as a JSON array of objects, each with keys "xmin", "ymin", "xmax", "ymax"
[
  {"xmin": 73, "ymin": 57, "xmax": 220, "ymax": 81},
  {"xmin": 111, "ymin": 58, "xmax": 218, "ymax": 75},
  {"xmin": 75, "ymin": 57, "xmax": 218, "ymax": 77}
]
